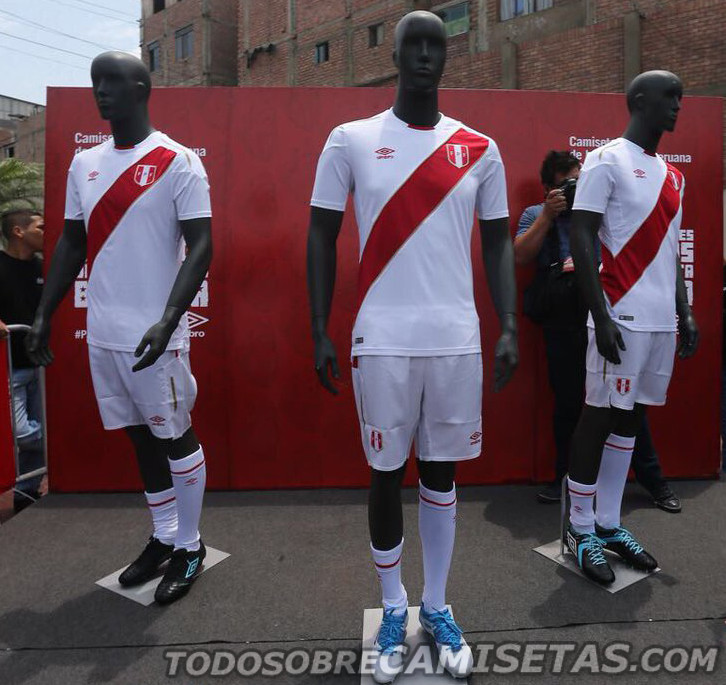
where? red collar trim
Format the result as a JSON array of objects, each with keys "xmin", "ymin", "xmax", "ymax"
[
  {"xmin": 114, "ymin": 145, "xmax": 135, "ymax": 150},
  {"xmin": 407, "ymin": 123, "xmax": 435, "ymax": 130}
]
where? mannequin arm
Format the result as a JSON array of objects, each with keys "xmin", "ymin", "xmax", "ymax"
[
  {"xmin": 307, "ymin": 206, "xmax": 344, "ymax": 394},
  {"xmin": 675, "ymin": 259, "xmax": 699, "ymax": 358},
  {"xmin": 132, "ymin": 217, "xmax": 212, "ymax": 371},
  {"xmin": 478, "ymin": 217, "xmax": 518, "ymax": 391},
  {"xmin": 570, "ymin": 209, "xmax": 625, "ymax": 364},
  {"xmin": 26, "ymin": 219, "xmax": 87, "ymax": 366}
]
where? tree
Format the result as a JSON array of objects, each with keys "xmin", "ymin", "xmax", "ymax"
[{"xmin": 0, "ymin": 158, "xmax": 44, "ymax": 216}]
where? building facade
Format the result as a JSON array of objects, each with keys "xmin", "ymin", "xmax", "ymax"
[
  {"xmin": 140, "ymin": 0, "xmax": 239, "ymax": 87},
  {"xmin": 0, "ymin": 95, "xmax": 45, "ymax": 163}
]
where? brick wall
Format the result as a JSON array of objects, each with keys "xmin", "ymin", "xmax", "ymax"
[{"xmin": 15, "ymin": 111, "xmax": 45, "ymax": 164}]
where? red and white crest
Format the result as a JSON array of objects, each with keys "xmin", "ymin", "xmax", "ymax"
[
  {"xmin": 134, "ymin": 164, "xmax": 157, "ymax": 187},
  {"xmin": 616, "ymin": 378, "xmax": 631, "ymax": 395},
  {"xmin": 446, "ymin": 144, "xmax": 469, "ymax": 169},
  {"xmin": 370, "ymin": 430, "xmax": 383, "ymax": 452}
]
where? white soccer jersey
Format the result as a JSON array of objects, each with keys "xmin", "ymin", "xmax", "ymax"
[
  {"xmin": 311, "ymin": 108, "xmax": 508, "ymax": 356},
  {"xmin": 573, "ymin": 137, "xmax": 684, "ymax": 332},
  {"xmin": 65, "ymin": 131, "xmax": 212, "ymax": 351}
]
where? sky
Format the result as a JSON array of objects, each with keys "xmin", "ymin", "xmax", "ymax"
[{"xmin": 0, "ymin": 0, "xmax": 141, "ymax": 105}]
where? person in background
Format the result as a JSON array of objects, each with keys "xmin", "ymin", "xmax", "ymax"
[
  {"xmin": 0, "ymin": 209, "xmax": 45, "ymax": 513},
  {"xmin": 515, "ymin": 151, "xmax": 681, "ymax": 513}
]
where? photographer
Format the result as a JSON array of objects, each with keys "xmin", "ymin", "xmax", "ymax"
[{"xmin": 515, "ymin": 151, "xmax": 680, "ymax": 512}]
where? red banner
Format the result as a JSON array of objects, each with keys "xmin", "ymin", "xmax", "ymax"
[
  {"xmin": 43, "ymin": 87, "xmax": 723, "ymax": 491},
  {"xmin": 0, "ymin": 340, "xmax": 15, "ymax": 492}
]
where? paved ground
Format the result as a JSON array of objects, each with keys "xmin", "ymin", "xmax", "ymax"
[{"xmin": 1, "ymin": 480, "xmax": 724, "ymax": 684}]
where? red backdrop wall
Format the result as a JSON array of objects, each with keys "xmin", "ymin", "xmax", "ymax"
[
  {"xmin": 43, "ymin": 87, "xmax": 723, "ymax": 492},
  {"xmin": 0, "ymin": 341, "xmax": 15, "ymax": 492}
]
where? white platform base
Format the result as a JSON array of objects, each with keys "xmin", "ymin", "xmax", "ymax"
[
  {"xmin": 534, "ymin": 540, "xmax": 659, "ymax": 593},
  {"xmin": 361, "ymin": 605, "xmax": 468, "ymax": 684},
  {"xmin": 96, "ymin": 546, "xmax": 230, "ymax": 606}
]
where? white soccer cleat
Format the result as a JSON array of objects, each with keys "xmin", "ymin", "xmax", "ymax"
[
  {"xmin": 419, "ymin": 604, "xmax": 474, "ymax": 679},
  {"xmin": 372, "ymin": 608, "xmax": 408, "ymax": 683}
]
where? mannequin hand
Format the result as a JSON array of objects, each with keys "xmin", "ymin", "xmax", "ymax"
[
  {"xmin": 313, "ymin": 331, "xmax": 340, "ymax": 395},
  {"xmin": 594, "ymin": 317, "xmax": 626, "ymax": 364},
  {"xmin": 677, "ymin": 310, "xmax": 699, "ymax": 358},
  {"xmin": 493, "ymin": 329, "xmax": 518, "ymax": 392},
  {"xmin": 132, "ymin": 320, "xmax": 175, "ymax": 372},
  {"xmin": 25, "ymin": 315, "xmax": 54, "ymax": 366}
]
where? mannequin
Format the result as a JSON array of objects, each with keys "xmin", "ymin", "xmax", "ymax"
[
  {"xmin": 566, "ymin": 70, "xmax": 698, "ymax": 584},
  {"xmin": 307, "ymin": 11, "xmax": 517, "ymax": 683},
  {"xmin": 27, "ymin": 52, "xmax": 213, "ymax": 604}
]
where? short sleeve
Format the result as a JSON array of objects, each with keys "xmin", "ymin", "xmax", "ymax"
[
  {"xmin": 572, "ymin": 151, "xmax": 614, "ymax": 214},
  {"xmin": 476, "ymin": 140, "xmax": 509, "ymax": 221},
  {"xmin": 64, "ymin": 156, "xmax": 84, "ymax": 221},
  {"xmin": 516, "ymin": 204, "xmax": 543, "ymax": 237},
  {"xmin": 172, "ymin": 150, "xmax": 212, "ymax": 220},
  {"xmin": 310, "ymin": 126, "xmax": 352, "ymax": 211}
]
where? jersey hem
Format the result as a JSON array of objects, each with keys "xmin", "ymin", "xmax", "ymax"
[
  {"xmin": 586, "ymin": 321, "xmax": 677, "ymax": 333},
  {"xmin": 350, "ymin": 345, "xmax": 481, "ymax": 357},
  {"xmin": 87, "ymin": 338, "xmax": 189, "ymax": 352}
]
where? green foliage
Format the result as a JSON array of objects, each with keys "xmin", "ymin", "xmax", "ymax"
[{"xmin": 0, "ymin": 158, "xmax": 44, "ymax": 215}]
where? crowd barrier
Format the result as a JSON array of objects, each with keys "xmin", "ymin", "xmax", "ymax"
[{"xmin": 43, "ymin": 87, "xmax": 723, "ymax": 491}]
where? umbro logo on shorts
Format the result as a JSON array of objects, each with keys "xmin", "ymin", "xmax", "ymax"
[
  {"xmin": 633, "ymin": 168, "xmax": 646, "ymax": 178},
  {"xmin": 149, "ymin": 415, "xmax": 166, "ymax": 426},
  {"xmin": 469, "ymin": 431, "xmax": 482, "ymax": 446},
  {"xmin": 375, "ymin": 147, "xmax": 394, "ymax": 159}
]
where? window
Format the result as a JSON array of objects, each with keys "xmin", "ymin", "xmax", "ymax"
[
  {"xmin": 175, "ymin": 25, "xmax": 194, "ymax": 60},
  {"xmin": 148, "ymin": 41, "xmax": 160, "ymax": 72},
  {"xmin": 438, "ymin": 3, "xmax": 470, "ymax": 37},
  {"xmin": 368, "ymin": 23, "xmax": 384, "ymax": 48},
  {"xmin": 4, "ymin": 146, "xmax": 14, "ymax": 159},
  {"xmin": 314, "ymin": 42, "xmax": 329, "ymax": 64},
  {"xmin": 153, "ymin": 0, "xmax": 165, "ymax": 13},
  {"xmin": 500, "ymin": 0, "xmax": 553, "ymax": 21}
]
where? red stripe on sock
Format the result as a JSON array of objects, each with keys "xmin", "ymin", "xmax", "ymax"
[
  {"xmin": 604, "ymin": 441, "xmax": 634, "ymax": 452},
  {"xmin": 568, "ymin": 487, "xmax": 596, "ymax": 497},
  {"xmin": 147, "ymin": 496, "xmax": 176, "ymax": 507},
  {"xmin": 170, "ymin": 460, "xmax": 205, "ymax": 476},
  {"xmin": 375, "ymin": 554, "xmax": 402, "ymax": 569},
  {"xmin": 419, "ymin": 493, "xmax": 457, "ymax": 508}
]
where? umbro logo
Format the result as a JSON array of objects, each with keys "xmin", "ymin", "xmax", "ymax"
[
  {"xmin": 149, "ymin": 415, "xmax": 166, "ymax": 426},
  {"xmin": 185, "ymin": 477, "xmax": 198, "ymax": 486},
  {"xmin": 185, "ymin": 557, "xmax": 200, "ymax": 578},
  {"xmin": 633, "ymin": 169, "xmax": 646, "ymax": 178},
  {"xmin": 470, "ymin": 431, "xmax": 482, "ymax": 446},
  {"xmin": 87, "ymin": 170, "xmax": 99, "ymax": 181},
  {"xmin": 375, "ymin": 147, "xmax": 395, "ymax": 159}
]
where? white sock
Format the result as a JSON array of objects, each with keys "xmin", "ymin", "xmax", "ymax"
[
  {"xmin": 371, "ymin": 538, "xmax": 408, "ymax": 615},
  {"xmin": 596, "ymin": 434, "xmax": 636, "ymax": 530},
  {"xmin": 568, "ymin": 477, "xmax": 596, "ymax": 533},
  {"xmin": 169, "ymin": 446, "xmax": 206, "ymax": 551},
  {"xmin": 144, "ymin": 487, "xmax": 177, "ymax": 546},
  {"xmin": 419, "ymin": 481, "xmax": 456, "ymax": 613}
]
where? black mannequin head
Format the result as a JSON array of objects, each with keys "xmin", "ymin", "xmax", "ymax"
[
  {"xmin": 626, "ymin": 70, "xmax": 683, "ymax": 133},
  {"xmin": 90, "ymin": 51, "xmax": 151, "ymax": 122},
  {"xmin": 393, "ymin": 11, "xmax": 447, "ymax": 93}
]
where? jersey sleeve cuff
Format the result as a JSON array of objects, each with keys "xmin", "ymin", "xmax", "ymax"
[
  {"xmin": 571, "ymin": 203, "xmax": 606, "ymax": 214},
  {"xmin": 177, "ymin": 210, "xmax": 213, "ymax": 220},
  {"xmin": 310, "ymin": 199, "xmax": 347, "ymax": 211},
  {"xmin": 477, "ymin": 210, "xmax": 509, "ymax": 221}
]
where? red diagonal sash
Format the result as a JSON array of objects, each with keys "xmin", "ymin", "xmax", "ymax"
[
  {"xmin": 357, "ymin": 128, "xmax": 489, "ymax": 308},
  {"xmin": 600, "ymin": 165, "xmax": 682, "ymax": 306},
  {"xmin": 86, "ymin": 146, "xmax": 177, "ymax": 272}
]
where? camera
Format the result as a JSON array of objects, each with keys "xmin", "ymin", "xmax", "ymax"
[{"xmin": 558, "ymin": 177, "xmax": 577, "ymax": 213}]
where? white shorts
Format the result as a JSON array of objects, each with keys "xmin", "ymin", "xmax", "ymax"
[
  {"xmin": 351, "ymin": 354, "xmax": 483, "ymax": 471},
  {"xmin": 88, "ymin": 345, "xmax": 197, "ymax": 439},
  {"xmin": 585, "ymin": 326, "xmax": 676, "ymax": 410}
]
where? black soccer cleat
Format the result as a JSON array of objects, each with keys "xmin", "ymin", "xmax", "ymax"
[
  {"xmin": 566, "ymin": 525, "xmax": 615, "ymax": 585},
  {"xmin": 118, "ymin": 536, "xmax": 175, "ymax": 587},
  {"xmin": 154, "ymin": 540, "xmax": 206, "ymax": 605},
  {"xmin": 595, "ymin": 524, "xmax": 658, "ymax": 572}
]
